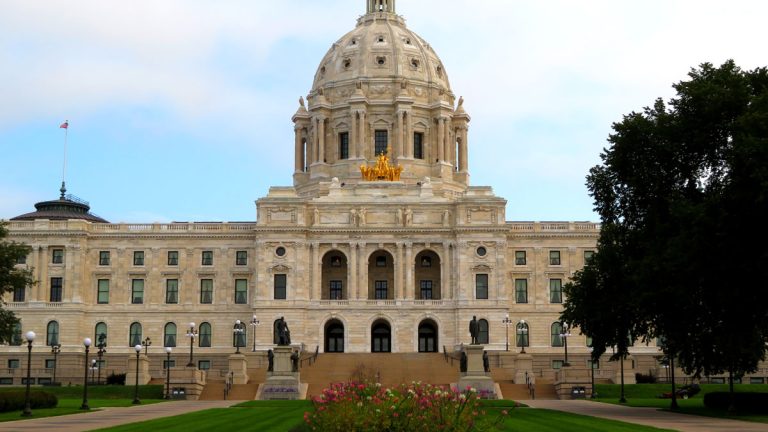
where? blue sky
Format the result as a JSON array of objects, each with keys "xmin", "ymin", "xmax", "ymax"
[{"xmin": 2, "ymin": 0, "xmax": 766, "ymax": 223}]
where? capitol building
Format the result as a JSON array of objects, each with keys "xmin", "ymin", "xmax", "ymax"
[{"xmin": 2, "ymin": 0, "xmax": 685, "ymax": 388}]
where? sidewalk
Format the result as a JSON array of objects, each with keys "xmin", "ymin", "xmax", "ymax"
[
  {"xmin": 0, "ymin": 400, "xmax": 238, "ymax": 432},
  {"xmin": 525, "ymin": 399, "xmax": 767, "ymax": 432}
]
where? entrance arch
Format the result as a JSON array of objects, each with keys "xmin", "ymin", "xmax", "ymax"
[
  {"xmin": 371, "ymin": 320, "xmax": 392, "ymax": 352},
  {"xmin": 414, "ymin": 250, "xmax": 441, "ymax": 299},
  {"xmin": 418, "ymin": 319, "xmax": 438, "ymax": 352},
  {"xmin": 322, "ymin": 251, "xmax": 348, "ymax": 300},
  {"xmin": 368, "ymin": 250, "xmax": 395, "ymax": 300},
  {"xmin": 324, "ymin": 319, "xmax": 345, "ymax": 352}
]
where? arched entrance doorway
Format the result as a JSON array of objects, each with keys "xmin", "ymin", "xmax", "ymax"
[
  {"xmin": 371, "ymin": 320, "xmax": 392, "ymax": 352},
  {"xmin": 324, "ymin": 320, "xmax": 344, "ymax": 353},
  {"xmin": 418, "ymin": 320, "xmax": 438, "ymax": 352}
]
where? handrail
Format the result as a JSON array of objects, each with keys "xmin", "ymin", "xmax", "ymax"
[
  {"xmin": 300, "ymin": 346, "xmax": 320, "ymax": 367},
  {"xmin": 443, "ymin": 345, "xmax": 460, "ymax": 366},
  {"xmin": 223, "ymin": 371, "xmax": 234, "ymax": 400}
]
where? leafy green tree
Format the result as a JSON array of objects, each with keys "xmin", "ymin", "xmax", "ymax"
[
  {"xmin": 563, "ymin": 61, "xmax": 768, "ymax": 410},
  {"xmin": 0, "ymin": 222, "xmax": 34, "ymax": 343}
]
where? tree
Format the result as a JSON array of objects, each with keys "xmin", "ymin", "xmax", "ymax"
[
  {"xmin": 562, "ymin": 61, "xmax": 768, "ymax": 410},
  {"xmin": 0, "ymin": 222, "xmax": 34, "ymax": 343}
]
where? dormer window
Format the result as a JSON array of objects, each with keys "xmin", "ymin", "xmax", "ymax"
[
  {"xmin": 377, "ymin": 36, "xmax": 385, "ymax": 43},
  {"xmin": 344, "ymin": 59, "xmax": 351, "ymax": 69},
  {"xmin": 376, "ymin": 56, "xmax": 386, "ymax": 66},
  {"xmin": 410, "ymin": 58, "xmax": 420, "ymax": 69}
]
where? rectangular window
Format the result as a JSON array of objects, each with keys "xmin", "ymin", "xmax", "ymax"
[
  {"xmin": 420, "ymin": 280, "xmax": 433, "ymax": 300},
  {"xmin": 201, "ymin": 251, "xmax": 213, "ymax": 266},
  {"xmin": 375, "ymin": 280, "xmax": 388, "ymax": 299},
  {"xmin": 16, "ymin": 254, "xmax": 27, "ymax": 265},
  {"xmin": 515, "ymin": 251, "xmax": 526, "ymax": 265},
  {"xmin": 12, "ymin": 286, "xmax": 25, "ymax": 302},
  {"xmin": 475, "ymin": 274, "xmax": 488, "ymax": 299},
  {"xmin": 0, "ymin": 378, "xmax": 12, "ymax": 385},
  {"xmin": 163, "ymin": 360, "xmax": 176, "ymax": 369},
  {"xmin": 131, "ymin": 279, "xmax": 144, "ymax": 304},
  {"xmin": 413, "ymin": 132, "xmax": 424, "ymax": 159},
  {"xmin": 234, "ymin": 279, "xmax": 248, "ymax": 304},
  {"xmin": 97, "ymin": 279, "xmax": 110, "ymax": 304},
  {"xmin": 329, "ymin": 280, "xmax": 342, "ymax": 300},
  {"xmin": 235, "ymin": 251, "xmax": 247, "ymax": 266},
  {"xmin": 45, "ymin": 359, "xmax": 56, "ymax": 369},
  {"xmin": 50, "ymin": 277, "xmax": 63, "ymax": 302},
  {"xmin": 8, "ymin": 359, "xmax": 20, "ymax": 369},
  {"xmin": 584, "ymin": 250, "xmax": 595, "ymax": 264},
  {"xmin": 549, "ymin": 250, "xmax": 561, "ymax": 266},
  {"xmin": 52, "ymin": 248, "xmax": 64, "ymax": 264},
  {"xmin": 99, "ymin": 251, "xmax": 110, "ymax": 266},
  {"xmin": 274, "ymin": 275, "xmax": 287, "ymax": 300},
  {"xmin": 133, "ymin": 251, "xmax": 144, "ymax": 266},
  {"xmin": 167, "ymin": 251, "xmax": 179, "ymax": 266},
  {"xmin": 37, "ymin": 377, "xmax": 52, "ymax": 385},
  {"xmin": 550, "ymin": 279, "xmax": 563, "ymax": 303},
  {"xmin": 374, "ymin": 129, "xmax": 388, "ymax": 156},
  {"xmin": 198, "ymin": 360, "xmax": 211, "ymax": 370},
  {"xmin": 588, "ymin": 359, "xmax": 600, "ymax": 369},
  {"xmin": 166, "ymin": 279, "xmax": 179, "ymax": 304},
  {"xmin": 552, "ymin": 360, "xmax": 564, "ymax": 370},
  {"xmin": 750, "ymin": 377, "xmax": 765, "ymax": 384},
  {"xmin": 339, "ymin": 132, "xmax": 349, "ymax": 160},
  {"xmin": 200, "ymin": 279, "xmax": 213, "ymax": 304},
  {"xmin": 515, "ymin": 279, "xmax": 528, "ymax": 303}
]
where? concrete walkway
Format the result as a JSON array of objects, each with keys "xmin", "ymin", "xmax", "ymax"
[
  {"xmin": 525, "ymin": 399, "xmax": 767, "ymax": 432},
  {"xmin": 0, "ymin": 400, "xmax": 238, "ymax": 432}
]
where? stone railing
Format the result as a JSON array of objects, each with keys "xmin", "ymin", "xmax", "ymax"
[
  {"xmin": 6, "ymin": 220, "xmax": 258, "ymax": 233},
  {"xmin": 507, "ymin": 222, "xmax": 600, "ymax": 233}
]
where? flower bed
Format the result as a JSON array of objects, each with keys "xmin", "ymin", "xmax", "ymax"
[{"xmin": 304, "ymin": 381, "xmax": 509, "ymax": 431}]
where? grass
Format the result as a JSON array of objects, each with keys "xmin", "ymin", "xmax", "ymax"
[
  {"xmin": 593, "ymin": 384, "xmax": 768, "ymax": 423},
  {"xmin": 0, "ymin": 385, "xmax": 166, "ymax": 422},
  {"xmin": 94, "ymin": 400, "xmax": 673, "ymax": 432}
]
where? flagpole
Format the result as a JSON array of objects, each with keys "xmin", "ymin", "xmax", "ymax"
[{"xmin": 60, "ymin": 120, "xmax": 68, "ymax": 199}]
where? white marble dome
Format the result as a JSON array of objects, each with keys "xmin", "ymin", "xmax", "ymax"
[{"xmin": 311, "ymin": 8, "xmax": 451, "ymax": 95}]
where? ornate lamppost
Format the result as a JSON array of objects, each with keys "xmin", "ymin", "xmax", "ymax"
[
  {"xmin": 502, "ymin": 314, "xmax": 512, "ymax": 352},
  {"xmin": 132, "ymin": 344, "xmax": 142, "ymax": 405},
  {"xmin": 141, "ymin": 337, "xmax": 152, "ymax": 356},
  {"xmin": 186, "ymin": 322, "xmax": 198, "ymax": 367},
  {"xmin": 517, "ymin": 320, "xmax": 528, "ymax": 354},
  {"xmin": 80, "ymin": 337, "xmax": 92, "ymax": 410},
  {"xmin": 165, "ymin": 347, "xmax": 172, "ymax": 399},
  {"xmin": 51, "ymin": 343, "xmax": 61, "ymax": 385},
  {"xmin": 90, "ymin": 359, "xmax": 98, "ymax": 385},
  {"xmin": 233, "ymin": 320, "xmax": 245, "ymax": 354},
  {"xmin": 96, "ymin": 333, "xmax": 106, "ymax": 385},
  {"xmin": 559, "ymin": 323, "xmax": 572, "ymax": 366},
  {"xmin": 22, "ymin": 331, "xmax": 35, "ymax": 417},
  {"xmin": 250, "ymin": 315, "xmax": 260, "ymax": 352}
]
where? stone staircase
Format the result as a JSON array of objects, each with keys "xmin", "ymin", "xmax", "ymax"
[{"xmin": 302, "ymin": 353, "xmax": 458, "ymax": 397}]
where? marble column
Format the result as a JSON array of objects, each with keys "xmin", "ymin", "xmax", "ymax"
[
  {"xmin": 459, "ymin": 128, "xmax": 468, "ymax": 172},
  {"xmin": 437, "ymin": 118, "xmax": 445, "ymax": 162},
  {"xmin": 395, "ymin": 242, "xmax": 404, "ymax": 299},
  {"xmin": 311, "ymin": 243, "xmax": 320, "ymax": 300},
  {"xmin": 359, "ymin": 111, "xmax": 367, "ymax": 159},
  {"xmin": 349, "ymin": 242, "xmax": 357, "ymax": 300},
  {"xmin": 404, "ymin": 243, "xmax": 413, "ymax": 300},
  {"xmin": 318, "ymin": 117, "xmax": 326, "ymax": 163},
  {"xmin": 405, "ymin": 111, "xmax": 413, "ymax": 158},
  {"xmin": 396, "ymin": 111, "xmax": 404, "ymax": 159},
  {"xmin": 350, "ymin": 110, "xmax": 358, "ymax": 159},
  {"xmin": 294, "ymin": 127, "xmax": 303, "ymax": 172},
  {"xmin": 359, "ymin": 244, "xmax": 368, "ymax": 299}
]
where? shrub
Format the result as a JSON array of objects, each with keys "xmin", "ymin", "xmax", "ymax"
[
  {"xmin": 703, "ymin": 392, "xmax": 768, "ymax": 413},
  {"xmin": 106, "ymin": 372, "xmax": 126, "ymax": 385},
  {"xmin": 304, "ymin": 381, "xmax": 510, "ymax": 431},
  {"xmin": 0, "ymin": 391, "xmax": 58, "ymax": 413},
  {"xmin": 635, "ymin": 373, "xmax": 656, "ymax": 384}
]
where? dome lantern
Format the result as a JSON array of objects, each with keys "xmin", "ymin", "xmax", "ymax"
[{"xmin": 367, "ymin": 0, "xmax": 396, "ymax": 14}]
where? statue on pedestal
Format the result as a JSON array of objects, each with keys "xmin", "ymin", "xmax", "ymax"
[
  {"xmin": 460, "ymin": 351, "xmax": 467, "ymax": 373},
  {"xmin": 469, "ymin": 316, "xmax": 479, "ymax": 345},
  {"xmin": 291, "ymin": 351, "xmax": 300, "ymax": 372},
  {"xmin": 275, "ymin": 317, "xmax": 291, "ymax": 346},
  {"xmin": 483, "ymin": 350, "xmax": 490, "ymax": 373},
  {"xmin": 267, "ymin": 349, "xmax": 274, "ymax": 372}
]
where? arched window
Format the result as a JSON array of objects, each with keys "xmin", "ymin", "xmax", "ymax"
[
  {"xmin": 516, "ymin": 322, "xmax": 529, "ymax": 348},
  {"xmin": 199, "ymin": 322, "xmax": 212, "ymax": 347},
  {"xmin": 10, "ymin": 322, "xmax": 22, "ymax": 346},
  {"xmin": 129, "ymin": 322, "xmax": 142, "ymax": 347},
  {"xmin": 164, "ymin": 323, "xmax": 177, "ymax": 347},
  {"xmin": 46, "ymin": 321, "xmax": 59, "ymax": 346},
  {"xmin": 94, "ymin": 322, "xmax": 108, "ymax": 347},
  {"xmin": 551, "ymin": 322, "xmax": 564, "ymax": 347},
  {"xmin": 477, "ymin": 319, "xmax": 489, "ymax": 344}
]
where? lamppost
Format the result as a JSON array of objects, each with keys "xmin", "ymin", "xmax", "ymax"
[
  {"xmin": 132, "ymin": 344, "xmax": 142, "ymax": 405},
  {"xmin": 96, "ymin": 333, "xmax": 106, "ymax": 385},
  {"xmin": 186, "ymin": 322, "xmax": 198, "ymax": 367},
  {"xmin": 502, "ymin": 314, "xmax": 512, "ymax": 352},
  {"xmin": 80, "ymin": 337, "xmax": 92, "ymax": 410},
  {"xmin": 22, "ymin": 331, "xmax": 35, "ymax": 417},
  {"xmin": 250, "ymin": 315, "xmax": 260, "ymax": 352},
  {"xmin": 517, "ymin": 320, "xmax": 528, "ymax": 354},
  {"xmin": 559, "ymin": 323, "xmax": 572, "ymax": 367},
  {"xmin": 90, "ymin": 359, "xmax": 98, "ymax": 385},
  {"xmin": 165, "ymin": 347, "xmax": 172, "ymax": 399},
  {"xmin": 233, "ymin": 320, "xmax": 245, "ymax": 354},
  {"xmin": 141, "ymin": 337, "xmax": 152, "ymax": 356},
  {"xmin": 50, "ymin": 344, "xmax": 61, "ymax": 385},
  {"xmin": 589, "ymin": 347, "xmax": 597, "ymax": 399}
]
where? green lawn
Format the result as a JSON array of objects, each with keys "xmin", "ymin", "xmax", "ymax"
[
  {"xmin": 94, "ymin": 400, "xmax": 672, "ymax": 432},
  {"xmin": 593, "ymin": 384, "xmax": 768, "ymax": 423},
  {"xmin": 0, "ymin": 385, "xmax": 166, "ymax": 422}
]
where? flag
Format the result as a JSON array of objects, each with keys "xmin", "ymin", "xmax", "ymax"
[{"xmin": 59, "ymin": 121, "xmax": 69, "ymax": 129}]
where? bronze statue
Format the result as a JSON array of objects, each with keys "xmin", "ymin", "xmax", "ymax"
[
  {"xmin": 267, "ymin": 349, "xmax": 274, "ymax": 372},
  {"xmin": 460, "ymin": 351, "xmax": 467, "ymax": 373},
  {"xmin": 469, "ymin": 316, "xmax": 479, "ymax": 344},
  {"xmin": 275, "ymin": 317, "xmax": 291, "ymax": 346},
  {"xmin": 483, "ymin": 350, "xmax": 490, "ymax": 373},
  {"xmin": 291, "ymin": 350, "xmax": 300, "ymax": 372}
]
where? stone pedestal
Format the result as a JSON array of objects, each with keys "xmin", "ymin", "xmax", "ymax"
[
  {"xmin": 166, "ymin": 367, "xmax": 206, "ymax": 400},
  {"xmin": 554, "ymin": 366, "xmax": 593, "ymax": 398},
  {"xmin": 514, "ymin": 353, "xmax": 533, "ymax": 384},
  {"xmin": 457, "ymin": 345, "xmax": 496, "ymax": 398},
  {"xmin": 260, "ymin": 346, "xmax": 301, "ymax": 400},
  {"xmin": 125, "ymin": 354, "xmax": 151, "ymax": 386},
  {"xmin": 228, "ymin": 353, "xmax": 249, "ymax": 384}
]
